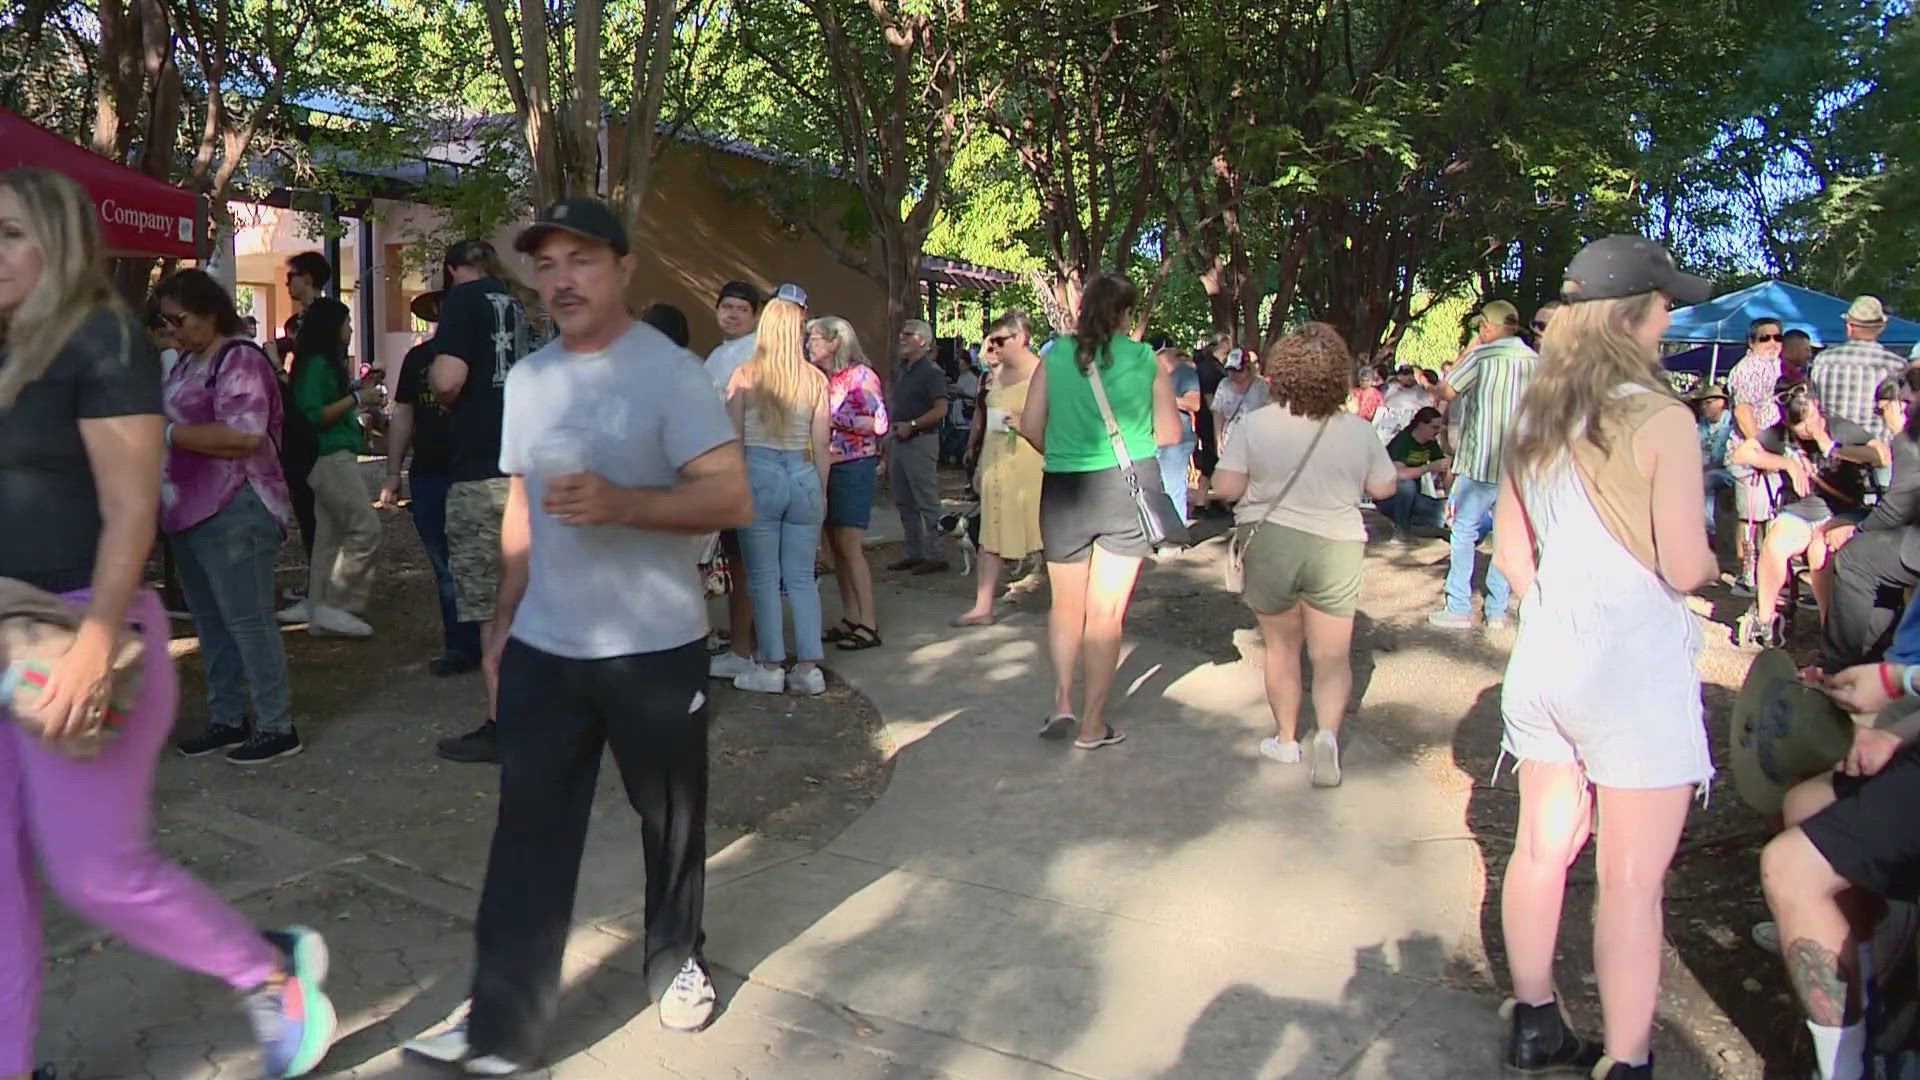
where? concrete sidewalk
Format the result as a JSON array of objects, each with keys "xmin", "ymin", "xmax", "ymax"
[{"xmin": 35, "ymin": 583, "xmax": 1733, "ymax": 1078}]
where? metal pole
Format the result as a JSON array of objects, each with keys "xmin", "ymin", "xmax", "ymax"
[
  {"xmin": 358, "ymin": 215, "xmax": 376, "ymax": 377},
  {"xmin": 321, "ymin": 193, "xmax": 342, "ymax": 300}
]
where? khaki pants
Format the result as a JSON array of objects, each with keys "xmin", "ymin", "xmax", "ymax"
[{"xmin": 307, "ymin": 450, "xmax": 382, "ymax": 614}]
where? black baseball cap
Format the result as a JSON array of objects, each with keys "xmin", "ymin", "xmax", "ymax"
[
  {"xmin": 1562, "ymin": 235, "xmax": 1712, "ymax": 306},
  {"xmin": 515, "ymin": 198, "xmax": 630, "ymax": 257}
]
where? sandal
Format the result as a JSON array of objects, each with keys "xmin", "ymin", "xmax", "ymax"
[
  {"xmin": 1038, "ymin": 713, "xmax": 1075, "ymax": 739},
  {"xmin": 836, "ymin": 624, "xmax": 883, "ymax": 650},
  {"xmin": 1073, "ymin": 725, "xmax": 1126, "ymax": 750},
  {"xmin": 824, "ymin": 619, "xmax": 857, "ymax": 645}
]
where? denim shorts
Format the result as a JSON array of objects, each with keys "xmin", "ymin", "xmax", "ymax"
[{"xmin": 827, "ymin": 456, "xmax": 879, "ymax": 529}]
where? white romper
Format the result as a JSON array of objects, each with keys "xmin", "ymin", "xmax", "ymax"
[{"xmin": 1499, "ymin": 398, "xmax": 1714, "ymax": 791}]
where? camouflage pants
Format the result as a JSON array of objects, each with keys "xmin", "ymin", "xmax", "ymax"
[{"xmin": 447, "ymin": 477, "xmax": 510, "ymax": 623}]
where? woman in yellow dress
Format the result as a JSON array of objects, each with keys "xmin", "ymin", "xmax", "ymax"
[{"xmin": 954, "ymin": 310, "xmax": 1046, "ymax": 625}]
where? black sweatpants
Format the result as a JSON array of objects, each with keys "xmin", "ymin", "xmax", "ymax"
[
  {"xmin": 469, "ymin": 635, "xmax": 710, "ymax": 1063},
  {"xmin": 1821, "ymin": 528, "xmax": 1920, "ymax": 673}
]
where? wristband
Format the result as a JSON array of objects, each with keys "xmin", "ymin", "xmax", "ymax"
[
  {"xmin": 1882, "ymin": 662, "xmax": 1901, "ymax": 699},
  {"xmin": 164, "ymin": 422, "xmax": 175, "ymax": 447},
  {"xmin": 1904, "ymin": 665, "xmax": 1919, "ymax": 699}
]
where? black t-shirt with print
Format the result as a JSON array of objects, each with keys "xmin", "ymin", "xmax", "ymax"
[
  {"xmin": 432, "ymin": 277, "xmax": 540, "ymax": 480},
  {"xmin": 394, "ymin": 341, "xmax": 455, "ymax": 477},
  {"xmin": 1386, "ymin": 428, "xmax": 1444, "ymax": 469},
  {"xmin": 0, "ymin": 307, "xmax": 163, "ymax": 592},
  {"xmin": 1757, "ymin": 415, "xmax": 1878, "ymax": 512}
]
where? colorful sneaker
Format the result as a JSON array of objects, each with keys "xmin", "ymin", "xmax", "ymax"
[
  {"xmin": 658, "ymin": 958, "xmax": 717, "ymax": 1032},
  {"xmin": 246, "ymin": 926, "xmax": 338, "ymax": 1078}
]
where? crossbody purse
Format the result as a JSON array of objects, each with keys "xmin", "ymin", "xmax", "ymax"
[
  {"xmin": 1085, "ymin": 360, "xmax": 1191, "ymax": 549},
  {"xmin": 1224, "ymin": 417, "xmax": 1331, "ymax": 592}
]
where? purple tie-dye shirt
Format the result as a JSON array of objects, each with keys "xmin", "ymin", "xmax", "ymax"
[{"xmin": 159, "ymin": 338, "xmax": 294, "ymax": 536}]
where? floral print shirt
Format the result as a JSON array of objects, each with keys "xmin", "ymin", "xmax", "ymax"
[
  {"xmin": 828, "ymin": 363, "xmax": 889, "ymax": 464},
  {"xmin": 160, "ymin": 339, "xmax": 293, "ymax": 535}
]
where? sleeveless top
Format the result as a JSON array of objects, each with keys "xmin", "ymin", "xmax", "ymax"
[{"xmin": 743, "ymin": 378, "xmax": 821, "ymax": 452}]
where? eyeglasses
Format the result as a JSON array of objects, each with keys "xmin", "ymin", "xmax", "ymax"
[{"xmin": 1753, "ymin": 333, "xmax": 1782, "ymax": 343}]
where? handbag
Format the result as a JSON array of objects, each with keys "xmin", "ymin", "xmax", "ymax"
[
  {"xmin": 1224, "ymin": 417, "xmax": 1331, "ymax": 592},
  {"xmin": 698, "ymin": 533, "xmax": 734, "ymax": 598},
  {"xmin": 1085, "ymin": 360, "xmax": 1191, "ymax": 549}
]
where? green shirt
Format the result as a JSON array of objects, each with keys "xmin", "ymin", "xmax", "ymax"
[
  {"xmin": 1387, "ymin": 429, "xmax": 1443, "ymax": 469},
  {"xmin": 1041, "ymin": 334, "xmax": 1158, "ymax": 472},
  {"xmin": 291, "ymin": 353, "xmax": 362, "ymax": 459},
  {"xmin": 1443, "ymin": 336, "xmax": 1537, "ymax": 483}
]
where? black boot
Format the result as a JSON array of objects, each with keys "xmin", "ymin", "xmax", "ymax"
[
  {"xmin": 1502, "ymin": 998, "xmax": 1602, "ymax": 1075},
  {"xmin": 1590, "ymin": 1056, "xmax": 1653, "ymax": 1079}
]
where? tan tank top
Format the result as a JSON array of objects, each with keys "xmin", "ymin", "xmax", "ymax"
[
  {"xmin": 743, "ymin": 380, "xmax": 822, "ymax": 452},
  {"xmin": 1564, "ymin": 387, "xmax": 1681, "ymax": 577}
]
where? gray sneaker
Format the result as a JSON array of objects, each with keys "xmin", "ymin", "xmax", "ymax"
[
  {"xmin": 659, "ymin": 958, "xmax": 716, "ymax": 1032},
  {"xmin": 1483, "ymin": 612, "xmax": 1512, "ymax": 632},
  {"xmin": 1427, "ymin": 609, "xmax": 1476, "ymax": 631}
]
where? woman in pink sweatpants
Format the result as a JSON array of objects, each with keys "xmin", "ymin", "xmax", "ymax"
[{"xmin": 0, "ymin": 167, "xmax": 337, "ymax": 1079}]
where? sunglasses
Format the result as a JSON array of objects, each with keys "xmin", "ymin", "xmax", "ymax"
[
  {"xmin": 987, "ymin": 334, "xmax": 1013, "ymax": 348},
  {"xmin": 1531, "ymin": 321, "xmax": 1549, "ymax": 331},
  {"xmin": 160, "ymin": 311, "xmax": 188, "ymax": 328},
  {"xmin": 1752, "ymin": 333, "xmax": 1782, "ymax": 343}
]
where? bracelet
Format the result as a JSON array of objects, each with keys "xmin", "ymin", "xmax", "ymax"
[
  {"xmin": 1905, "ymin": 665, "xmax": 1919, "ymax": 699},
  {"xmin": 164, "ymin": 422, "xmax": 175, "ymax": 447},
  {"xmin": 1882, "ymin": 662, "xmax": 1901, "ymax": 698}
]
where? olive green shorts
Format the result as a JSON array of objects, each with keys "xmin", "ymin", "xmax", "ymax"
[{"xmin": 1240, "ymin": 523, "xmax": 1365, "ymax": 617}]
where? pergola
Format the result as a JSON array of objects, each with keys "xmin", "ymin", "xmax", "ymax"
[{"xmin": 920, "ymin": 254, "xmax": 1016, "ymax": 336}]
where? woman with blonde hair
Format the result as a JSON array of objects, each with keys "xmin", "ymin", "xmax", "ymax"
[
  {"xmin": 806, "ymin": 314, "xmax": 887, "ymax": 650},
  {"xmin": 726, "ymin": 297, "xmax": 831, "ymax": 695},
  {"xmin": 1490, "ymin": 238, "xmax": 1716, "ymax": 1080},
  {"xmin": 955, "ymin": 309, "xmax": 1046, "ymax": 626},
  {"xmin": 0, "ymin": 169, "xmax": 336, "ymax": 1079},
  {"xmin": 1211, "ymin": 323, "xmax": 1397, "ymax": 788}
]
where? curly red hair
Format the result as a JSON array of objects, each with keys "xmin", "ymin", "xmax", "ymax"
[{"xmin": 1263, "ymin": 322, "xmax": 1356, "ymax": 420}]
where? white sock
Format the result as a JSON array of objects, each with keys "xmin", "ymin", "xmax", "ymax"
[{"xmin": 1806, "ymin": 1020, "xmax": 1866, "ymax": 1080}]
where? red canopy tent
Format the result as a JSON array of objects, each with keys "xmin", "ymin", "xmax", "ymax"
[{"xmin": 0, "ymin": 109, "xmax": 205, "ymax": 260}]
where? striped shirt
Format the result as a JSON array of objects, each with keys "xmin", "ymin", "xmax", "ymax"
[
  {"xmin": 1810, "ymin": 339, "xmax": 1905, "ymax": 441},
  {"xmin": 1444, "ymin": 336, "xmax": 1538, "ymax": 482}
]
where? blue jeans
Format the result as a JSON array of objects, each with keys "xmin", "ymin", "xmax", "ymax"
[
  {"xmin": 1378, "ymin": 478, "xmax": 1445, "ymax": 532},
  {"xmin": 1156, "ymin": 441, "xmax": 1195, "ymax": 522},
  {"xmin": 1703, "ymin": 467, "xmax": 1735, "ymax": 541},
  {"xmin": 741, "ymin": 447, "xmax": 826, "ymax": 663},
  {"xmin": 1444, "ymin": 475, "xmax": 1510, "ymax": 617},
  {"xmin": 407, "ymin": 473, "xmax": 483, "ymax": 661},
  {"xmin": 167, "ymin": 485, "xmax": 293, "ymax": 735}
]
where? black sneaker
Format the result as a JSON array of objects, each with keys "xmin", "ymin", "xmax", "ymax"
[
  {"xmin": 427, "ymin": 653, "xmax": 479, "ymax": 678},
  {"xmin": 436, "ymin": 721, "xmax": 500, "ymax": 764},
  {"xmin": 1501, "ymin": 998, "xmax": 1601, "ymax": 1075},
  {"xmin": 226, "ymin": 730, "xmax": 303, "ymax": 765},
  {"xmin": 1591, "ymin": 1055, "xmax": 1652, "ymax": 1079},
  {"xmin": 176, "ymin": 725, "xmax": 248, "ymax": 757},
  {"xmin": 32, "ymin": 1066, "xmax": 56, "ymax": 1080}
]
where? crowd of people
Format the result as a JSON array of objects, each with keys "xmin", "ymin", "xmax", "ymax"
[{"xmin": 10, "ymin": 153, "xmax": 1920, "ymax": 1080}]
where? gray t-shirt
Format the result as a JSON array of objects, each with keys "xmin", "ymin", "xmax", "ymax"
[
  {"xmin": 501, "ymin": 320, "xmax": 737, "ymax": 660},
  {"xmin": 1220, "ymin": 405, "xmax": 1394, "ymax": 543}
]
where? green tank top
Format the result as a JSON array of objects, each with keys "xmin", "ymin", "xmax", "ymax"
[{"xmin": 1042, "ymin": 334, "xmax": 1157, "ymax": 473}]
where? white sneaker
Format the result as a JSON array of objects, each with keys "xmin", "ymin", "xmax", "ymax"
[
  {"xmin": 1310, "ymin": 729, "xmax": 1342, "ymax": 788},
  {"xmin": 1260, "ymin": 736, "xmax": 1302, "ymax": 763},
  {"xmin": 276, "ymin": 600, "xmax": 311, "ymax": 625},
  {"xmin": 1751, "ymin": 920, "xmax": 1780, "ymax": 955},
  {"xmin": 463, "ymin": 1057, "xmax": 524, "ymax": 1077},
  {"xmin": 732, "ymin": 665, "xmax": 786, "ymax": 694},
  {"xmin": 307, "ymin": 604, "xmax": 372, "ymax": 638},
  {"xmin": 658, "ymin": 958, "xmax": 717, "ymax": 1032},
  {"xmin": 708, "ymin": 651, "xmax": 757, "ymax": 680},
  {"xmin": 787, "ymin": 666, "xmax": 826, "ymax": 696},
  {"xmin": 401, "ymin": 1010, "xmax": 470, "ymax": 1062}
]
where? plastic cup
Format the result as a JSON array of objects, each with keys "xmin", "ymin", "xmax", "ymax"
[{"xmin": 532, "ymin": 432, "xmax": 593, "ymax": 477}]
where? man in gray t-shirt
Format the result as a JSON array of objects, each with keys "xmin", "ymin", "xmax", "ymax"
[
  {"xmin": 409, "ymin": 198, "xmax": 750, "ymax": 1070},
  {"xmin": 888, "ymin": 319, "xmax": 949, "ymax": 571}
]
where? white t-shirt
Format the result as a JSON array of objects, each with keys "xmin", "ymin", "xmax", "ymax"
[
  {"xmin": 501, "ymin": 321, "xmax": 737, "ymax": 659},
  {"xmin": 704, "ymin": 332, "xmax": 756, "ymax": 394},
  {"xmin": 1220, "ymin": 405, "xmax": 1393, "ymax": 543},
  {"xmin": 1211, "ymin": 376, "xmax": 1270, "ymax": 439}
]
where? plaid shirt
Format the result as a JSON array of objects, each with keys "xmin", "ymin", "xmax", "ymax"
[{"xmin": 1810, "ymin": 340, "xmax": 1905, "ymax": 440}]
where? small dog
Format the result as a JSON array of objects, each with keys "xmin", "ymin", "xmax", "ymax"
[{"xmin": 938, "ymin": 503, "xmax": 982, "ymax": 577}]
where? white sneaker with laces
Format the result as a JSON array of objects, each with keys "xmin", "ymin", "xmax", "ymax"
[
  {"xmin": 787, "ymin": 666, "xmax": 826, "ymax": 696},
  {"xmin": 732, "ymin": 665, "xmax": 786, "ymax": 694},
  {"xmin": 401, "ymin": 1011, "xmax": 470, "ymax": 1062},
  {"xmin": 658, "ymin": 958, "xmax": 717, "ymax": 1032},
  {"xmin": 708, "ymin": 651, "xmax": 757, "ymax": 680},
  {"xmin": 276, "ymin": 600, "xmax": 311, "ymax": 625},
  {"xmin": 1259, "ymin": 737, "xmax": 1302, "ymax": 763},
  {"xmin": 308, "ymin": 604, "xmax": 373, "ymax": 638}
]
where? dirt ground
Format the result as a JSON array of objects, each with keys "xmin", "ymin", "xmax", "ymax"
[
  {"xmin": 152, "ymin": 472, "xmax": 892, "ymax": 871},
  {"xmin": 869, "ymin": 466, "xmax": 1804, "ymax": 1072}
]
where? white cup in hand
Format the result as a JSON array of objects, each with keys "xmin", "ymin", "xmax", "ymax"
[{"xmin": 533, "ymin": 432, "xmax": 593, "ymax": 479}]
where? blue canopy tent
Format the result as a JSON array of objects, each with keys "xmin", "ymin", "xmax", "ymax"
[{"xmin": 1663, "ymin": 281, "xmax": 1920, "ymax": 382}]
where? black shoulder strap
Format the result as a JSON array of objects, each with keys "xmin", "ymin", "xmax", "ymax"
[{"xmin": 202, "ymin": 339, "xmax": 257, "ymax": 388}]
